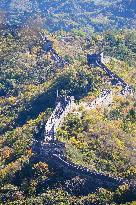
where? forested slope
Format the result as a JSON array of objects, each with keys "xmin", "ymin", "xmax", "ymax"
[
  {"xmin": 0, "ymin": 24, "xmax": 136, "ymax": 204},
  {"xmin": 0, "ymin": 0, "xmax": 136, "ymax": 32}
]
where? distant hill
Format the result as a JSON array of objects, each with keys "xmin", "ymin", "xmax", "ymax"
[{"xmin": 0, "ymin": 0, "xmax": 136, "ymax": 32}]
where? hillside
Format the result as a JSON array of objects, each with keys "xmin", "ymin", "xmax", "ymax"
[
  {"xmin": 0, "ymin": 23, "xmax": 136, "ymax": 204},
  {"xmin": 0, "ymin": 0, "xmax": 136, "ymax": 32}
]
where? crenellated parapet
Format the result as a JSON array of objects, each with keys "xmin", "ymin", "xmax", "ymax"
[
  {"xmin": 87, "ymin": 53, "xmax": 133, "ymax": 95},
  {"xmin": 83, "ymin": 89, "xmax": 113, "ymax": 109},
  {"xmin": 35, "ymin": 139, "xmax": 127, "ymax": 190},
  {"xmin": 33, "ymin": 52, "xmax": 135, "ymax": 191},
  {"xmin": 51, "ymin": 154, "xmax": 126, "ymax": 188},
  {"xmin": 39, "ymin": 32, "xmax": 65, "ymax": 67},
  {"xmin": 39, "ymin": 91, "xmax": 128, "ymax": 189},
  {"xmin": 44, "ymin": 95, "xmax": 75, "ymax": 142}
]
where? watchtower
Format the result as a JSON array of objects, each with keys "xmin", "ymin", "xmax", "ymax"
[{"xmin": 87, "ymin": 52, "xmax": 104, "ymax": 67}]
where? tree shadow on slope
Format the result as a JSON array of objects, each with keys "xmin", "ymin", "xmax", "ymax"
[{"xmin": 3, "ymin": 68, "xmax": 93, "ymax": 134}]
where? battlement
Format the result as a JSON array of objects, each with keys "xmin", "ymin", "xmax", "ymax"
[
  {"xmin": 32, "ymin": 52, "xmax": 134, "ymax": 192},
  {"xmin": 81, "ymin": 89, "xmax": 113, "ymax": 109},
  {"xmin": 88, "ymin": 89, "xmax": 112, "ymax": 108},
  {"xmin": 44, "ymin": 95, "xmax": 75, "ymax": 142},
  {"xmin": 87, "ymin": 53, "xmax": 133, "ymax": 95},
  {"xmin": 87, "ymin": 52, "xmax": 104, "ymax": 67}
]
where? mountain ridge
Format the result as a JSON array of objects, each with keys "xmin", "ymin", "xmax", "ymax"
[{"xmin": 0, "ymin": 0, "xmax": 136, "ymax": 32}]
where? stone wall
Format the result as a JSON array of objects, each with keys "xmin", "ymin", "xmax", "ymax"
[
  {"xmin": 49, "ymin": 154, "xmax": 126, "ymax": 190},
  {"xmin": 36, "ymin": 53, "xmax": 134, "ymax": 191},
  {"xmin": 97, "ymin": 62, "xmax": 133, "ymax": 95},
  {"xmin": 81, "ymin": 89, "xmax": 113, "ymax": 109},
  {"xmin": 44, "ymin": 96, "xmax": 75, "ymax": 142},
  {"xmin": 87, "ymin": 52, "xmax": 133, "ymax": 95},
  {"xmin": 88, "ymin": 89, "xmax": 112, "ymax": 108}
]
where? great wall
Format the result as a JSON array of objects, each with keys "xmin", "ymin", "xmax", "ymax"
[{"xmin": 33, "ymin": 37, "xmax": 135, "ymax": 191}]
